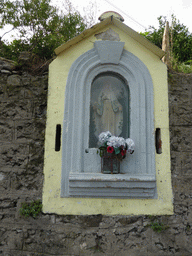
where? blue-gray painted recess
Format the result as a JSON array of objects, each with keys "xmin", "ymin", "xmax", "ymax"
[{"xmin": 61, "ymin": 41, "xmax": 156, "ymax": 198}]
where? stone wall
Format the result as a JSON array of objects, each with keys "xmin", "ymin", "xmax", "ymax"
[{"xmin": 0, "ymin": 58, "xmax": 192, "ymax": 255}]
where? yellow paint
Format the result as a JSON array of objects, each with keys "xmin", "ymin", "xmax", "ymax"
[{"xmin": 43, "ymin": 19, "xmax": 173, "ymax": 215}]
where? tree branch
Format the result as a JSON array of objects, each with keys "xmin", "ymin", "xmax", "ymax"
[{"xmin": 1, "ymin": 27, "xmax": 15, "ymax": 39}]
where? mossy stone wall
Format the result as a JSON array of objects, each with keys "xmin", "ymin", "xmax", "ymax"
[{"xmin": 0, "ymin": 58, "xmax": 192, "ymax": 255}]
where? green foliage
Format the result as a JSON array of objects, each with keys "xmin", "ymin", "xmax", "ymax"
[
  {"xmin": 0, "ymin": 0, "xmax": 88, "ymax": 60},
  {"xmin": 140, "ymin": 16, "xmax": 165, "ymax": 49},
  {"xmin": 140, "ymin": 15, "xmax": 192, "ymax": 64},
  {"xmin": 114, "ymin": 147, "xmax": 120, "ymax": 154},
  {"xmin": 20, "ymin": 200, "xmax": 42, "ymax": 218},
  {"xmin": 146, "ymin": 215, "xmax": 169, "ymax": 233},
  {"xmin": 0, "ymin": 39, "xmax": 29, "ymax": 61},
  {"xmin": 150, "ymin": 221, "xmax": 168, "ymax": 233},
  {"xmin": 172, "ymin": 60, "xmax": 192, "ymax": 73}
]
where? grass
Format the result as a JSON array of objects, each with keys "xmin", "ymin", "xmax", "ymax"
[
  {"xmin": 20, "ymin": 200, "xmax": 42, "ymax": 218},
  {"xmin": 150, "ymin": 221, "xmax": 168, "ymax": 233}
]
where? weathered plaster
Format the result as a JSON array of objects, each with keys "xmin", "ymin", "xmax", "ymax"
[
  {"xmin": 43, "ymin": 21, "xmax": 173, "ymax": 215},
  {"xmin": 95, "ymin": 28, "xmax": 120, "ymax": 41}
]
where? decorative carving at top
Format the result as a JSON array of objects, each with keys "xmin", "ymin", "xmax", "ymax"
[{"xmin": 98, "ymin": 11, "xmax": 124, "ymax": 22}]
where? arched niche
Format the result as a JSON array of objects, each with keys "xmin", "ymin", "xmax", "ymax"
[
  {"xmin": 61, "ymin": 41, "xmax": 156, "ymax": 198},
  {"xmin": 89, "ymin": 72, "xmax": 130, "ymax": 148}
]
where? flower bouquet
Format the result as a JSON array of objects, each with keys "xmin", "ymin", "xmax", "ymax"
[{"xmin": 98, "ymin": 131, "xmax": 135, "ymax": 174}]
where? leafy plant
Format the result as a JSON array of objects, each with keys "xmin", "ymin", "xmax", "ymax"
[
  {"xmin": 20, "ymin": 200, "xmax": 42, "ymax": 218},
  {"xmin": 172, "ymin": 61, "xmax": 192, "ymax": 74},
  {"xmin": 0, "ymin": 0, "xmax": 89, "ymax": 61},
  {"xmin": 140, "ymin": 14, "xmax": 192, "ymax": 65},
  {"xmin": 150, "ymin": 221, "xmax": 168, "ymax": 233}
]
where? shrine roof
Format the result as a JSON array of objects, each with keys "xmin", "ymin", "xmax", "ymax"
[{"xmin": 55, "ymin": 14, "xmax": 164, "ymax": 59}]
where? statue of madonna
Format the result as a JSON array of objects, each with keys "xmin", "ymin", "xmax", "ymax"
[
  {"xmin": 89, "ymin": 72, "xmax": 129, "ymax": 148},
  {"xmin": 93, "ymin": 83, "xmax": 123, "ymax": 138}
]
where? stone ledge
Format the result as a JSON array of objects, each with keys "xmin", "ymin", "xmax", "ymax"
[{"xmin": 68, "ymin": 173, "xmax": 156, "ymax": 198}]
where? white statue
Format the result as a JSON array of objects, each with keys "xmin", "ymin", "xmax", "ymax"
[{"xmin": 92, "ymin": 83, "xmax": 123, "ymax": 138}]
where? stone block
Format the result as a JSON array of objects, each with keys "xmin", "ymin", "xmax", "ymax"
[
  {"xmin": 79, "ymin": 215, "xmax": 102, "ymax": 227},
  {"xmin": 117, "ymin": 216, "xmax": 141, "ymax": 226},
  {"xmin": 0, "ymin": 172, "xmax": 5, "ymax": 181},
  {"xmin": 34, "ymin": 102, "xmax": 47, "ymax": 119},
  {"xmin": 171, "ymin": 151, "xmax": 192, "ymax": 176},
  {"xmin": 15, "ymin": 121, "xmax": 34, "ymax": 142},
  {"xmin": 0, "ymin": 143, "xmax": 29, "ymax": 168},
  {"xmin": 1, "ymin": 69, "xmax": 11, "ymax": 74},
  {"xmin": 169, "ymin": 102, "xmax": 192, "ymax": 126},
  {"xmin": 99, "ymin": 216, "xmax": 116, "ymax": 229},
  {"xmin": 27, "ymin": 142, "xmax": 44, "ymax": 172},
  {"xmin": 0, "ymin": 171, "xmax": 10, "ymax": 191},
  {"xmin": 0, "ymin": 81, "xmax": 6, "ymax": 100},
  {"xmin": 1, "ymin": 251, "xmax": 42, "ymax": 256},
  {"xmin": 174, "ymin": 233, "xmax": 192, "ymax": 253},
  {"xmin": 67, "ymin": 237, "xmax": 81, "ymax": 255},
  {"xmin": 0, "ymin": 57, "xmax": 16, "ymax": 71},
  {"xmin": 21, "ymin": 74, "xmax": 32, "ymax": 86},
  {"xmin": 23, "ymin": 242, "xmax": 44, "ymax": 254},
  {"xmin": 31, "ymin": 75, "xmax": 48, "ymax": 89},
  {"xmin": 15, "ymin": 119, "xmax": 45, "ymax": 142},
  {"xmin": 173, "ymin": 175, "xmax": 192, "ymax": 195},
  {"xmin": 10, "ymin": 168, "xmax": 43, "ymax": 191},
  {"xmin": 7, "ymin": 232, "xmax": 23, "ymax": 250},
  {"xmin": 96, "ymin": 230, "xmax": 117, "ymax": 252},
  {"xmin": 0, "ymin": 119, "xmax": 13, "ymax": 142},
  {"xmin": 7, "ymin": 75, "xmax": 21, "ymax": 87},
  {"xmin": 42, "ymin": 236, "xmax": 68, "ymax": 255},
  {"xmin": 24, "ymin": 89, "xmax": 34, "ymax": 98},
  {"xmin": 0, "ymin": 100, "xmax": 34, "ymax": 120},
  {"xmin": 170, "ymin": 126, "xmax": 192, "ymax": 152},
  {"xmin": 6, "ymin": 85, "xmax": 25, "ymax": 99}
]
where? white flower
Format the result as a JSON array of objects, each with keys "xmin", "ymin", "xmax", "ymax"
[
  {"xmin": 106, "ymin": 136, "xmax": 116, "ymax": 147},
  {"xmin": 117, "ymin": 137, "xmax": 126, "ymax": 147},
  {"xmin": 126, "ymin": 138, "xmax": 135, "ymax": 154},
  {"xmin": 107, "ymin": 136, "xmax": 125, "ymax": 148},
  {"xmin": 98, "ymin": 131, "xmax": 112, "ymax": 144}
]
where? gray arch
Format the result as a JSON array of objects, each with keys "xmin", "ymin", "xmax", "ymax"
[{"xmin": 61, "ymin": 41, "xmax": 156, "ymax": 198}]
